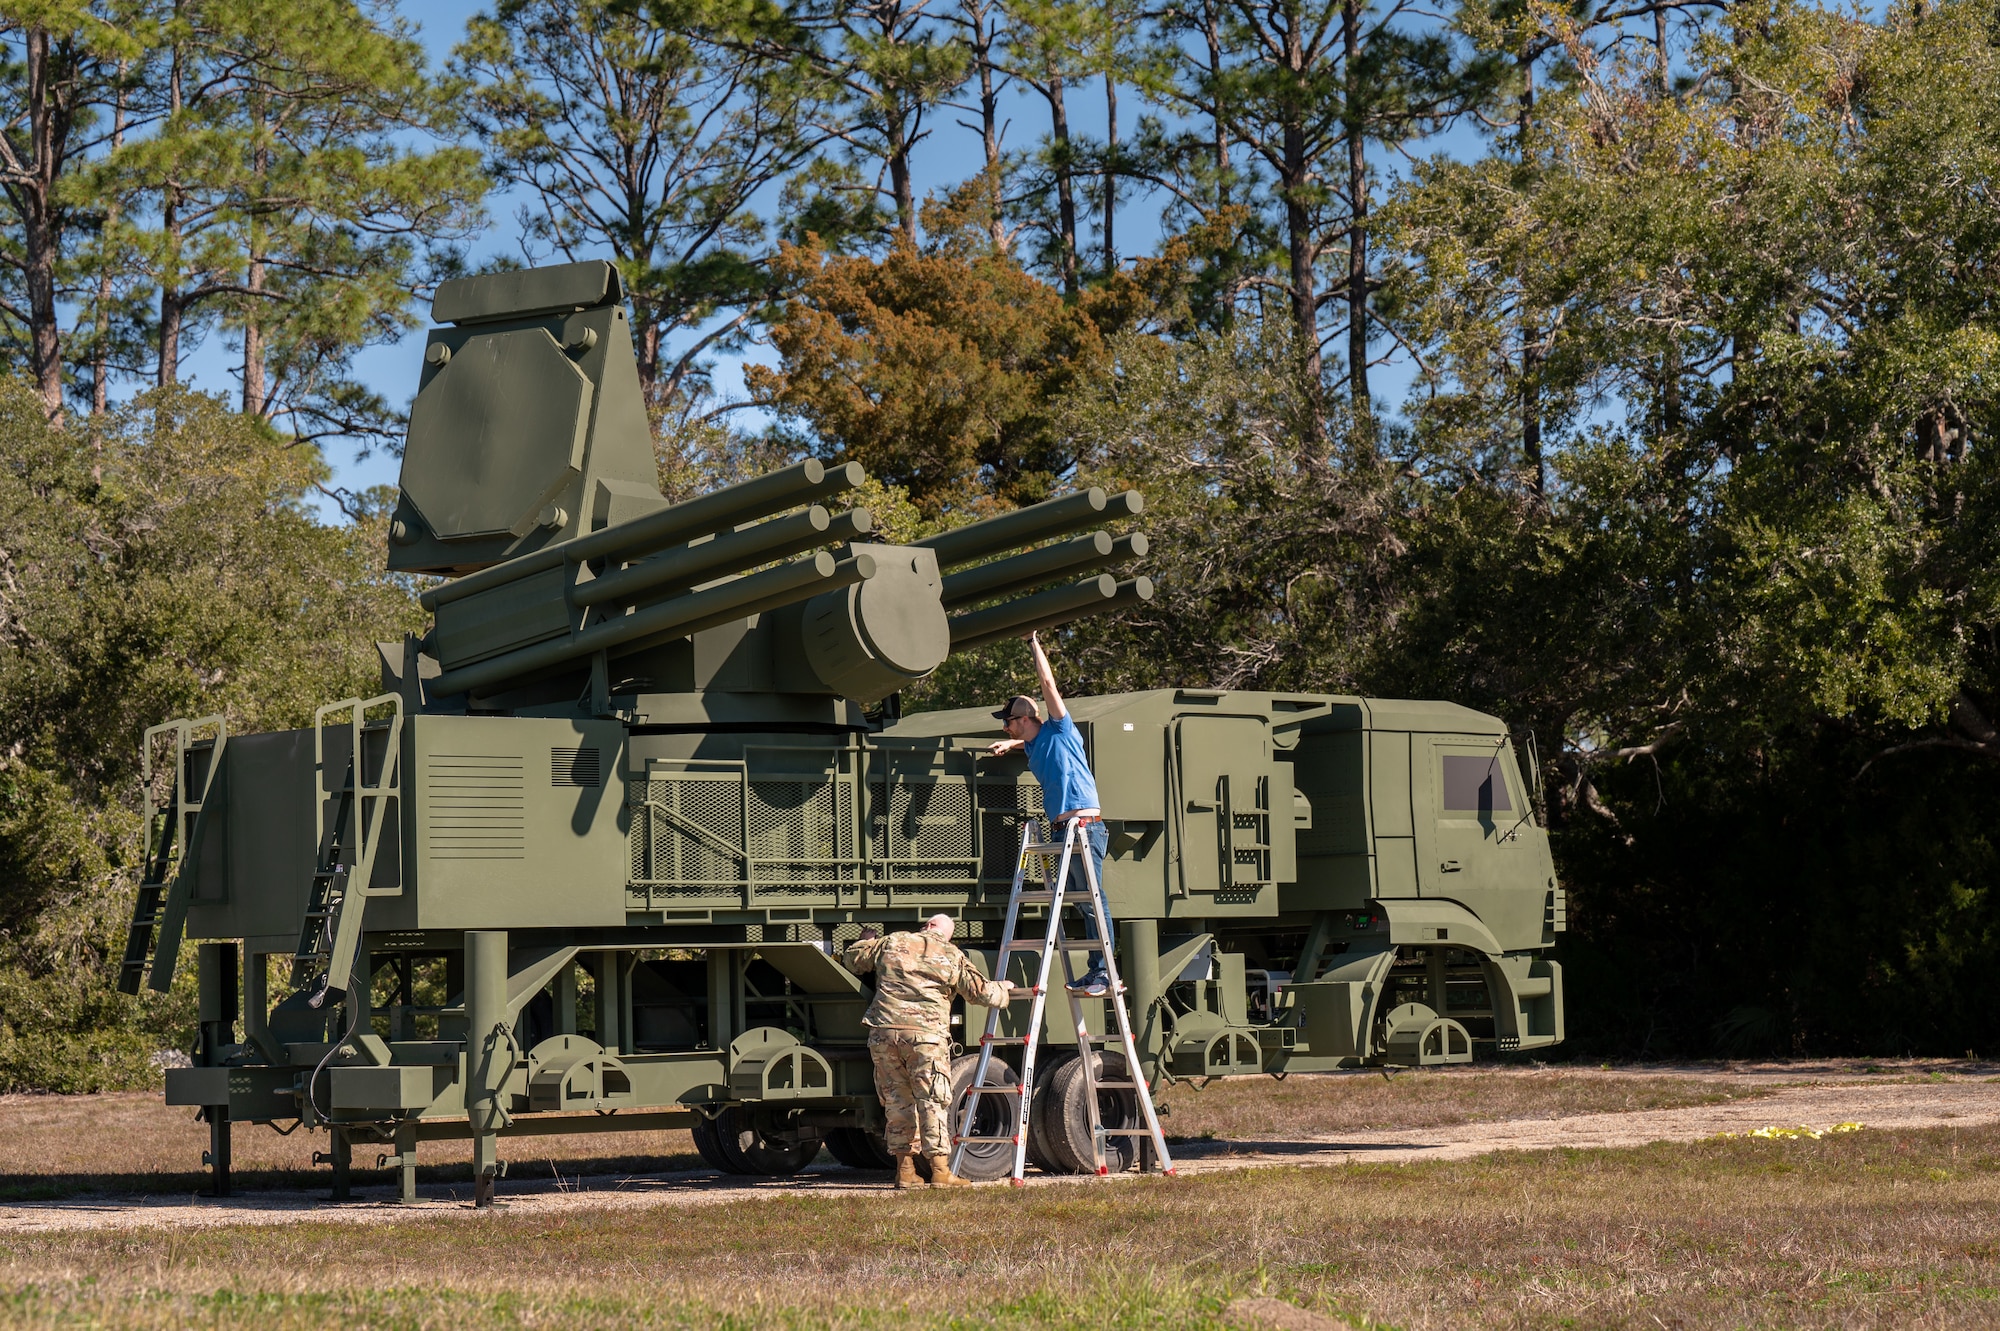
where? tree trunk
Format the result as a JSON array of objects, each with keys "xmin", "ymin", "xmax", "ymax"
[
  {"xmin": 1518, "ymin": 51, "xmax": 1541, "ymax": 496},
  {"xmin": 638, "ymin": 317, "xmax": 662, "ymax": 404},
  {"xmin": 1102, "ymin": 72, "xmax": 1116, "ymax": 275},
  {"xmin": 1280, "ymin": 9, "xmax": 1320, "ymax": 399},
  {"xmin": 1342, "ymin": 0, "xmax": 1369, "ymax": 418},
  {"xmin": 242, "ymin": 255, "xmax": 266, "ymax": 416},
  {"xmin": 1282, "ymin": 132, "xmax": 1323, "ymax": 446},
  {"xmin": 92, "ymin": 66, "xmax": 127, "ymax": 420},
  {"xmin": 1204, "ymin": 0, "xmax": 1228, "ymax": 206},
  {"xmin": 158, "ymin": 41, "xmax": 185, "ymax": 388},
  {"xmin": 886, "ymin": 93, "xmax": 917, "ymax": 241},
  {"xmin": 17, "ymin": 29, "xmax": 69, "ymax": 424},
  {"xmin": 966, "ymin": 0, "xmax": 1006, "ymax": 251},
  {"xmin": 1655, "ymin": 3, "xmax": 1670, "ymax": 90},
  {"xmin": 1047, "ymin": 67, "xmax": 1077, "ymax": 296},
  {"xmin": 158, "ymin": 281, "xmax": 183, "ymax": 387},
  {"xmin": 1521, "ymin": 325, "xmax": 1543, "ymax": 496}
]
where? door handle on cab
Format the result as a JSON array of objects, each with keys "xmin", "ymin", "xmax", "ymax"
[{"xmin": 1439, "ymin": 860, "xmax": 1461, "ymax": 873}]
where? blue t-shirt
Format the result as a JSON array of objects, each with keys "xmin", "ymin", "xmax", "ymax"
[{"xmin": 1025, "ymin": 712, "xmax": 1099, "ymax": 818}]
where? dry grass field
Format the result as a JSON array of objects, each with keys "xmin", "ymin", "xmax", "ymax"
[
  {"xmin": 1150, "ymin": 1066, "xmax": 1777, "ymax": 1140},
  {"xmin": 1, "ymin": 1122, "xmax": 1997, "ymax": 1329},
  {"xmin": 2, "ymin": 1065, "xmax": 1997, "ymax": 1327}
]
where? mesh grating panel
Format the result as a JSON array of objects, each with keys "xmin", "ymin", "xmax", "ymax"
[
  {"xmin": 978, "ymin": 780, "xmax": 1044, "ymax": 882},
  {"xmin": 895, "ymin": 781, "xmax": 974, "ymax": 859},
  {"xmin": 749, "ymin": 779, "xmax": 843, "ymax": 885},
  {"xmin": 631, "ymin": 777, "xmax": 745, "ymax": 888}
]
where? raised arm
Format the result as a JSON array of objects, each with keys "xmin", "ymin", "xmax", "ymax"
[{"xmin": 1028, "ymin": 631, "xmax": 1067, "ymax": 720}]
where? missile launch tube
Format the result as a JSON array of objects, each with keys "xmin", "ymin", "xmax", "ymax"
[
  {"xmin": 571, "ymin": 505, "xmax": 873, "ymax": 610},
  {"xmin": 422, "ymin": 459, "xmax": 865, "ymax": 612},
  {"xmin": 946, "ymin": 574, "xmax": 1155, "ymax": 653},
  {"xmin": 431, "ymin": 549, "xmax": 875, "ymax": 697},
  {"xmin": 939, "ymin": 531, "xmax": 1148, "ymax": 610},
  {"xmin": 914, "ymin": 488, "xmax": 1143, "ymax": 571}
]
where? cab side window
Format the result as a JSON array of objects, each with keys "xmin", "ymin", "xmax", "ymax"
[{"xmin": 1441, "ymin": 753, "xmax": 1512, "ymax": 819}]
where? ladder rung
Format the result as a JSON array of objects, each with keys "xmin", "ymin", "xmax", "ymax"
[
  {"xmin": 1012, "ymin": 891, "xmax": 1059, "ymax": 902},
  {"xmin": 953, "ymin": 1135, "xmax": 1021, "ymax": 1144},
  {"xmin": 1024, "ymin": 841, "xmax": 1070, "ymax": 854},
  {"xmin": 980, "ymin": 1035, "xmax": 1030, "ymax": 1045},
  {"xmin": 1084, "ymin": 1082, "xmax": 1140, "ymax": 1091},
  {"xmin": 1005, "ymin": 941, "xmax": 1099, "ymax": 952},
  {"xmin": 1097, "ymin": 1127, "xmax": 1159, "ymax": 1135}
]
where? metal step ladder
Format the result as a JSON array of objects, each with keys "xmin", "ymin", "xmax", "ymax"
[
  {"xmin": 950, "ymin": 818, "xmax": 1175, "ymax": 1185},
  {"xmin": 290, "ymin": 782, "xmax": 355, "ymax": 1005},
  {"xmin": 118, "ymin": 717, "xmax": 226, "ymax": 995},
  {"xmin": 291, "ymin": 695, "xmax": 403, "ymax": 1007}
]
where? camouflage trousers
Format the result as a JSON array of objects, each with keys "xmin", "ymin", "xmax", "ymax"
[{"xmin": 867, "ymin": 1027, "xmax": 955, "ymax": 1156}]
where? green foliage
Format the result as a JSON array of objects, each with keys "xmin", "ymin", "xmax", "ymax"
[
  {"xmin": 0, "ymin": 379, "xmax": 423, "ymax": 1090},
  {"xmin": 1365, "ymin": 0, "xmax": 2000, "ymax": 1053}
]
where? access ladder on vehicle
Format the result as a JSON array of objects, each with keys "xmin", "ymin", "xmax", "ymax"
[
  {"xmin": 118, "ymin": 717, "xmax": 227, "ymax": 995},
  {"xmin": 291, "ymin": 695, "xmax": 403, "ymax": 1007},
  {"xmin": 949, "ymin": 818, "xmax": 1175, "ymax": 1185}
]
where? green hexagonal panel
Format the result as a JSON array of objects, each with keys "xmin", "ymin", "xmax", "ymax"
[{"xmin": 402, "ymin": 327, "xmax": 594, "ymax": 540}]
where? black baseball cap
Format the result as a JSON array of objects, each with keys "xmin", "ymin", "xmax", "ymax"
[{"xmin": 992, "ymin": 695, "xmax": 1039, "ymax": 723}]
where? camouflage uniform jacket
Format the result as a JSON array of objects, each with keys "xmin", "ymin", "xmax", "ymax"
[{"xmin": 842, "ymin": 931, "xmax": 1010, "ymax": 1034}]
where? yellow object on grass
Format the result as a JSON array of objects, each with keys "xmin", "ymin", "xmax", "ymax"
[{"xmin": 1709, "ymin": 1121, "xmax": 1865, "ymax": 1141}]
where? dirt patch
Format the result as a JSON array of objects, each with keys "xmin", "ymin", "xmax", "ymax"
[
  {"xmin": 0, "ymin": 1089, "xmax": 706, "ymax": 1201},
  {"xmin": 2, "ymin": 1060, "xmax": 1993, "ymax": 1233}
]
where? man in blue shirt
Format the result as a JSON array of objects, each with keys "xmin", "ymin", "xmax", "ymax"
[{"xmin": 987, "ymin": 630, "xmax": 1113, "ymax": 995}]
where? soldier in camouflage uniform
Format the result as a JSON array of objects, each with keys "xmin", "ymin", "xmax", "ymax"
[{"xmin": 843, "ymin": 913, "xmax": 1014, "ymax": 1188}]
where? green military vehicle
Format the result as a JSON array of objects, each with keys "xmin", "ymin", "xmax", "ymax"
[{"xmin": 119, "ymin": 260, "xmax": 1566, "ymax": 1202}]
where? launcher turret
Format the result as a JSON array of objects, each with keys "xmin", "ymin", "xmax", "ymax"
[{"xmin": 382, "ymin": 261, "xmax": 1152, "ymax": 713}]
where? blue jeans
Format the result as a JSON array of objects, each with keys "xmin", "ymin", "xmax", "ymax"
[{"xmin": 1056, "ymin": 819, "xmax": 1112, "ymax": 976}]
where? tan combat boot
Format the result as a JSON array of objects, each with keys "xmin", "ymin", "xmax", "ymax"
[
  {"xmin": 927, "ymin": 1154, "xmax": 971, "ymax": 1188},
  {"xmin": 893, "ymin": 1153, "xmax": 921, "ymax": 1190}
]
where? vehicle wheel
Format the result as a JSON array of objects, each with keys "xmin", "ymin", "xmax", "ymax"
[
  {"xmin": 1046, "ymin": 1051, "xmax": 1141, "ymax": 1175},
  {"xmin": 712, "ymin": 1105, "xmax": 821, "ymax": 1176},
  {"xmin": 690, "ymin": 1112, "xmax": 742, "ymax": 1174},
  {"xmin": 1026, "ymin": 1050, "xmax": 1076, "ymax": 1173},
  {"xmin": 863, "ymin": 1125, "xmax": 903, "ymax": 1171},
  {"xmin": 824, "ymin": 1126, "xmax": 881, "ymax": 1169},
  {"xmin": 947, "ymin": 1052, "xmax": 1021, "ymax": 1182}
]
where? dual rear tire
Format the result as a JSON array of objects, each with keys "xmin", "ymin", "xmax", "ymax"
[
  {"xmin": 1041, "ymin": 1051, "xmax": 1144, "ymax": 1174},
  {"xmin": 943, "ymin": 1049, "xmax": 1146, "ymax": 1179}
]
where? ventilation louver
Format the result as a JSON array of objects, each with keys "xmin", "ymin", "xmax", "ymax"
[{"xmin": 552, "ymin": 746, "xmax": 602, "ymax": 787}]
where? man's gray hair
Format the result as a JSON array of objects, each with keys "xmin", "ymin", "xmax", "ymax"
[{"xmin": 924, "ymin": 913, "xmax": 955, "ymax": 940}]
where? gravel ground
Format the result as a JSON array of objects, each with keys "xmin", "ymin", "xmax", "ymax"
[{"xmin": 3, "ymin": 1061, "xmax": 1992, "ymax": 1234}]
